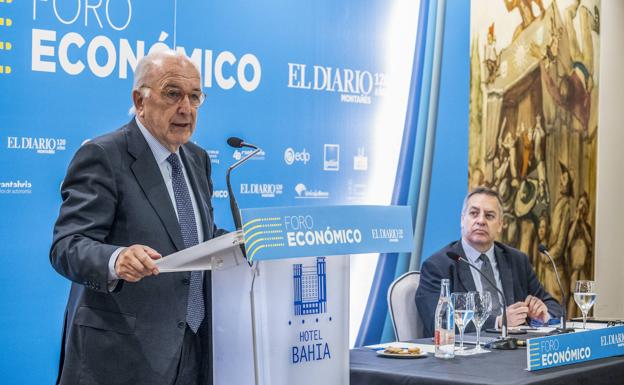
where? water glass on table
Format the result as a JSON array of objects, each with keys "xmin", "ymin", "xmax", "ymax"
[
  {"xmin": 452, "ymin": 292, "xmax": 475, "ymax": 355},
  {"xmin": 574, "ymin": 280, "xmax": 596, "ymax": 329},
  {"xmin": 471, "ymin": 291, "xmax": 492, "ymax": 353}
]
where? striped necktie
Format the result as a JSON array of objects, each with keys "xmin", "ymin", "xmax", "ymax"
[{"xmin": 478, "ymin": 253, "xmax": 502, "ymax": 315}]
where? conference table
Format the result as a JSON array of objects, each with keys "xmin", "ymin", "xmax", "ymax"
[{"xmin": 350, "ymin": 332, "xmax": 624, "ymax": 385}]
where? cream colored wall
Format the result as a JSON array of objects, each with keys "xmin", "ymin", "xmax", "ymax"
[{"xmin": 594, "ymin": 0, "xmax": 624, "ymax": 318}]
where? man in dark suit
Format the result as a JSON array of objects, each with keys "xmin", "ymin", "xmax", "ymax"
[
  {"xmin": 50, "ymin": 50, "xmax": 225, "ymax": 384},
  {"xmin": 415, "ymin": 187, "xmax": 561, "ymax": 338}
]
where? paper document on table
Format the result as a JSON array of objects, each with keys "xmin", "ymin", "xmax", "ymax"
[
  {"xmin": 365, "ymin": 342, "xmax": 436, "ymax": 354},
  {"xmin": 567, "ymin": 321, "xmax": 609, "ymax": 331},
  {"xmin": 526, "ymin": 321, "xmax": 609, "ymax": 334},
  {"xmin": 155, "ymin": 230, "xmax": 245, "ymax": 272}
]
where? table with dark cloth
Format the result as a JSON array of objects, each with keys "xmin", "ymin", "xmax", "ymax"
[{"xmin": 350, "ymin": 337, "xmax": 624, "ymax": 385}]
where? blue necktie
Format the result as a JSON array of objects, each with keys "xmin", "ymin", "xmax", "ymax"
[{"xmin": 167, "ymin": 153, "xmax": 204, "ymax": 333}]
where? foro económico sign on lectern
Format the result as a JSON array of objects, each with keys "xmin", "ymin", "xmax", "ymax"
[{"xmin": 191, "ymin": 205, "xmax": 412, "ymax": 385}]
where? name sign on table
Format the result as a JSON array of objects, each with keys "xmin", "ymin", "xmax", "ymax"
[
  {"xmin": 527, "ymin": 325, "xmax": 624, "ymax": 371},
  {"xmin": 240, "ymin": 205, "xmax": 413, "ymax": 261}
]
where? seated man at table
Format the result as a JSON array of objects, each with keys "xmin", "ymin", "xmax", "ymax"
[{"xmin": 415, "ymin": 187, "xmax": 562, "ymax": 337}]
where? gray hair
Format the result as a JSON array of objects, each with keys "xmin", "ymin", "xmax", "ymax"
[
  {"xmin": 461, "ymin": 186, "xmax": 504, "ymax": 216},
  {"xmin": 128, "ymin": 49, "xmax": 201, "ymax": 115}
]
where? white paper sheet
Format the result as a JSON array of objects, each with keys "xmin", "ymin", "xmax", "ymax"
[{"xmin": 155, "ymin": 230, "xmax": 246, "ymax": 272}]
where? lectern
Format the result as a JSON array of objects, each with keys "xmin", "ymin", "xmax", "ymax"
[{"xmin": 161, "ymin": 205, "xmax": 413, "ymax": 385}]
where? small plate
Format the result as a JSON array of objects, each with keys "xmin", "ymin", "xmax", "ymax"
[{"xmin": 376, "ymin": 350, "xmax": 427, "ymax": 359}]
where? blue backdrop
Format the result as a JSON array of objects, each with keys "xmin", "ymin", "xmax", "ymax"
[
  {"xmin": 420, "ymin": 0, "xmax": 470, "ymax": 261},
  {"xmin": 355, "ymin": 0, "xmax": 471, "ymax": 346},
  {"xmin": 0, "ymin": 1, "xmax": 417, "ymax": 382}
]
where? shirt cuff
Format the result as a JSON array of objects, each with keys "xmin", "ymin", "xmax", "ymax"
[{"xmin": 107, "ymin": 247, "xmax": 125, "ymax": 291}]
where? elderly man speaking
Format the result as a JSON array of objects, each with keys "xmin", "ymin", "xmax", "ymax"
[{"xmin": 50, "ymin": 50, "xmax": 225, "ymax": 385}]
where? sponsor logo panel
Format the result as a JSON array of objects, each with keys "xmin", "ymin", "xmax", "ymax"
[
  {"xmin": 7, "ymin": 136, "xmax": 66, "ymax": 154},
  {"xmin": 0, "ymin": 180, "xmax": 33, "ymax": 194},
  {"xmin": 323, "ymin": 144, "xmax": 339, "ymax": 171},
  {"xmin": 347, "ymin": 180, "xmax": 367, "ymax": 201},
  {"xmin": 294, "ymin": 183, "xmax": 329, "ymax": 199},
  {"xmin": 287, "ymin": 62, "xmax": 386, "ymax": 104},
  {"xmin": 353, "ymin": 147, "xmax": 368, "ymax": 171},
  {"xmin": 207, "ymin": 149, "xmax": 220, "ymax": 164},
  {"xmin": 284, "ymin": 147, "xmax": 310, "ymax": 165},
  {"xmin": 240, "ymin": 183, "xmax": 283, "ymax": 198},
  {"xmin": 233, "ymin": 149, "xmax": 266, "ymax": 161}
]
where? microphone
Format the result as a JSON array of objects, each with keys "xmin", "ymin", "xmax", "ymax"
[
  {"xmin": 447, "ymin": 251, "xmax": 518, "ymax": 350},
  {"xmin": 227, "ymin": 136, "xmax": 258, "ymax": 150},
  {"xmin": 226, "ymin": 137, "xmax": 261, "ymax": 262},
  {"xmin": 227, "ymin": 137, "xmax": 244, "ymax": 148},
  {"xmin": 225, "ymin": 137, "xmax": 261, "ymax": 230},
  {"xmin": 538, "ymin": 244, "xmax": 575, "ymax": 334}
]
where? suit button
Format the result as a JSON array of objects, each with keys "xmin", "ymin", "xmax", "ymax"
[
  {"xmin": 182, "ymin": 278, "xmax": 190, "ymax": 285},
  {"xmin": 178, "ymin": 322, "xmax": 185, "ymax": 329}
]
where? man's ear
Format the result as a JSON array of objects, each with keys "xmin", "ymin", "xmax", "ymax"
[{"xmin": 132, "ymin": 89, "xmax": 144, "ymax": 116}]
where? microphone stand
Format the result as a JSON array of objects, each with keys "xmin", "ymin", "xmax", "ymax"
[
  {"xmin": 538, "ymin": 245, "xmax": 575, "ymax": 334},
  {"xmin": 224, "ymin": 139, "xmax": 263, "ymax": 385},
  {"xmin": 447, "ymin": 252, "xmax": 518, "ymax": 350},
  {"xmin": 226, "ymin": 148, "xmax": 261, "ymax": 229},
  {"xmin": 226, "ymin": 143, "xmax": 261, "ymax": 262}
]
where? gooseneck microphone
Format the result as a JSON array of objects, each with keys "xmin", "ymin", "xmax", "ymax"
[
  {"xmin": 227, "ymin": 136, "xmax": 258, "ymax": 150},
  {"xmin": 447, "ymin": 251, "xmax": 518, "ymax": 350},
  {"xmin": 227, "ymin": 137, "xmax": 244, "ymax": 148},
  {"xmin": 538, "ymin": 244, "xmax": 575, "ymax": 334},
  {"xmin": 226, "ymin": 137, "xmax": 261, "ymax": 262},
  {"xmin": 226, "ymin": 137, "xmax": 261, "ymax": 230}
]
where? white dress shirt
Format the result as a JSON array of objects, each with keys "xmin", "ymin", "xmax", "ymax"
[
  {"xmin": 461, "ymin": 238, "xmax": 504, "ymax": 316},
  {"xmin": 107, "ymin": 118, "xmax": 204, "ymax": 283}
]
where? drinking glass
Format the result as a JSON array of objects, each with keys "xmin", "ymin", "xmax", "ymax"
[
  {"xmin": 574, "ymin": 280, "xmax": 596, "ymax": 329},
  {"xmin": 471, "ymin": 291, "xmax": 492, "ymax": 353},
  {"xmin": 452, "ymin": 292, "xmax": 475, "ymax": 355}
]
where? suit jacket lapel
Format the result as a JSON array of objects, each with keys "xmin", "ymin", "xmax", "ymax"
[
  {"xmin": 455, "ymin": 242, "xmax": 478, "ymax": 292},
  {"xmin": 179, "ymin": 146, "xmax": 212, "ymax": 241},
  {"xmin": 125, "ymin": 120, "xmax": 186, "ymax": 252},
  {"xmin": 494, "ymin": 243, "xmax": 514, "ymax": 305}
]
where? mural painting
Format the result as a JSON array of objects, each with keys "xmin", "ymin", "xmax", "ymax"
[{"xmin": 470, "ymin": 0, "xmax": 600, "ymax": 316}]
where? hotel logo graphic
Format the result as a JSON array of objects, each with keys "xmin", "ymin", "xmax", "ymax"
[
  {"xmin": 242, "ymin": 216, "xmax": 286, "ymax": 261},
  {"xmin": 293, "ymin": 257, "xmax": 327, "ymax": 316}
]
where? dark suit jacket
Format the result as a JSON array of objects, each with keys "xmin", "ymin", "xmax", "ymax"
[
  {"xmin": 50, "ymin": 120, "xmax": 225, "ymax": 385},
  {"xmin": 415, "ymin": 240, "xmax": 562, "ymax": 338}
]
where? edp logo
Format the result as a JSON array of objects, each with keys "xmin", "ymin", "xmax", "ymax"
[{"xmin": 284, "ymin": 147, "xmax": 310, "ymax": 165}]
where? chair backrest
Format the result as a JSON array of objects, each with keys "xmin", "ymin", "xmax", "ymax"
[{"xmin": 387, "ymin": 271, "xmax": 423, "ymax": 341}]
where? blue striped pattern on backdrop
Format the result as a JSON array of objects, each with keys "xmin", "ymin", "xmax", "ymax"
[{"xmin": 355, "ymin": 0, "xmax": 447, "ymax": 346}]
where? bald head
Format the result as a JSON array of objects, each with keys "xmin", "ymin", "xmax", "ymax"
[{"xmin": 133, "ymin": 50, "xmax": 201, "ymax": 93}]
